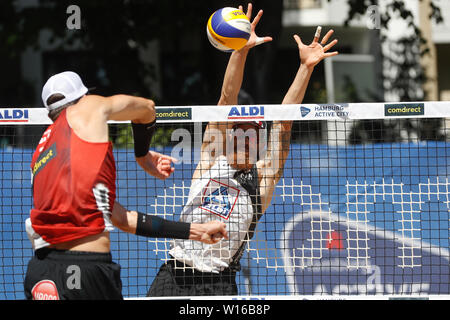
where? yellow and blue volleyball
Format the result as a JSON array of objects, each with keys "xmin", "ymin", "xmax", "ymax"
[{"xmin": 206, "ymin": 7, "xmax": 251, "ymax": 52}]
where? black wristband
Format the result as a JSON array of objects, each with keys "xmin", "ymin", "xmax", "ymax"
[
  {"xmin": 135, "ymin": 212, "xmax": 191, "ymax": 239},
  {"xmin": 131, "ymin": 120, "xmax": 156, "ymax": 157}
]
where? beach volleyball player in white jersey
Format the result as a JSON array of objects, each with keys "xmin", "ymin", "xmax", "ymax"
[{"xmin": 148, "ymin": 3, "xmax": 339, "ymax": 296}]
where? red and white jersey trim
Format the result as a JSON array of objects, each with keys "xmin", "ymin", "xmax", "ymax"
[{"xmin": 25, "ymin": 218, "xmax": 49, "ymax": 250}]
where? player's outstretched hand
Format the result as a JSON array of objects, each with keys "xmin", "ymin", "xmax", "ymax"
[
  {"xmin": 190, "ymin": 221, "xmax": 228, "ymax": 244},
  {"xmin": 136, "ymin": 150, "xmax": 177, "ymax": 180},
  {"xmin": 294, "ymin": 26, "xmax": 339, "ymax": 69},
  {"xmin": 238, "ymin": 3, "xmax": 272, "ymax": 51}
]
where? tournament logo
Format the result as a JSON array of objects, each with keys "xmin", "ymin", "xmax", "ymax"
[
  {"xmin": 200, "ymin": 179, "xmax": 239, "ymax": 220},
  {"xmin": 0, "ymin": 109, "xmax": 29, "ymax": 122},
  {"xmin": 384, "ymin": 103, "xmax": 424, "ymax": 117},
  {"xmin": 300, "ymin": 106, "xmax": 311, "ymax": 118},
  {"xmin": 228, "ymin": 106, "xmax": 265, "ymax": 120}
]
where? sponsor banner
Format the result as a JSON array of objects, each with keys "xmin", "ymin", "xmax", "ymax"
[
  {"xmin": 0, "ymin": 108, "xmax": 50, "ymax": 125},
  {"xmin": 0, "ymin": 102, "xmax": 449, "ymax": 125}
]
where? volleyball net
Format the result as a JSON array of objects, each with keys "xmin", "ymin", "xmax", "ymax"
[{"xmin": 0, "ymin": 102, "xmax": 449, "ymax": 299}]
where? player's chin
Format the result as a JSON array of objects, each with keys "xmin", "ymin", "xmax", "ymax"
[{"xmin": 235, "ymin": 159, "xmax": 255, "ymax": 171}]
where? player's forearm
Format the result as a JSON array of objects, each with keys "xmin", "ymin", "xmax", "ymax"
[
  {"xmin": 111, "ymin": 201, "xmax": 137, "ymax": 234},
  {"xmin": 282, "ymin": 64, "xmax": 314, "ymax": 105},
  {"xmin": 218, "ymin": 49, "xmax": 249, "ymax": 106},
  {"xmin": 112, "ymin": 201, "xmax": 191, "ymax": 239}
]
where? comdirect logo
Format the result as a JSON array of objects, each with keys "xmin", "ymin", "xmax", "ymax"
[
  {"xmin": 385, "ymin": 103, "xmax": 424, "ymax": 116},
  {"xmin": 156, "ymin": 108, "xmax": 192, "ymax": 121},
  {"xmin": 32, "ymin": 143, "xmax": 56, "ymax": 177},
  {"xmin": 0, "ymin": 109, "xmax": 29, "ymax": 122},
  {"xmin": 228, "ymin": 106, "xmax": 265, "ymax": 120}
]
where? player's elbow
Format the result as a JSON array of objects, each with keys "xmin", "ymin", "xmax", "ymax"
[
  {"xmin": 111, "ymin": 202, "xmax": 137, "ymax": 234},
  {"xmin": 218, "ymin": 90, "xmax": 237, "ymax": 106},
  {"xmin": 138, "ymin": 98, "xmax": 156, "ymax": 123}
]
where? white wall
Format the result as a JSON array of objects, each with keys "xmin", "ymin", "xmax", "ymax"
[
  {"xmin": 283, "ymin": 0, "xmax": 364, "ymax": 28},
  {"xmin": 432, "ymin": 0, "xmax": 450, "ymax": 43}
]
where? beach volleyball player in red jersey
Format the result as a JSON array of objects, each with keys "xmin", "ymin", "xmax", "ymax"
[{"xmin": 24, "ymin": 71, "xmax": 227, "ymax": 300}]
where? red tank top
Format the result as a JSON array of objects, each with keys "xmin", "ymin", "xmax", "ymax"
[{"xmin": 29, "ymin": 108, "xmax": 116, "ymax": 246}]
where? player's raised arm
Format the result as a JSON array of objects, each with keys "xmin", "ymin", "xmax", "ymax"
[
  {"xmin": 218, "ymin": 3, "xmax": 272, "ymax": 106},
  {"xmin": 194, "ymin": 3, "xmax": 272, "ymax": 181},
  {"xmin": 258, "ymin": 27, "xmax": 339, "ymax": 212}
]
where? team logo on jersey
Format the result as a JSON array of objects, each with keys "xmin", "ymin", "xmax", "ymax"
[
  {"xmin": 32, "ymin": 143, "xmax": 56, "ymax": 177},
  {"xmin": 200, "ymin": 179, "xmax": 239, "ymax": 220}
]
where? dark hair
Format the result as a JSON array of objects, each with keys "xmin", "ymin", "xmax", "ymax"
[{"xmin": 47, "ymin": 94, "xmax": 81, "ymax": 122}]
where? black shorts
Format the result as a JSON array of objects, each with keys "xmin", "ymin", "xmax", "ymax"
[
  {"xmin": 147, "ymin": 259, "xmax": 238, "ymax": 297},
  {"xmin": 24, "ymin": 248, "xmax": 123, "ymax": 300}
]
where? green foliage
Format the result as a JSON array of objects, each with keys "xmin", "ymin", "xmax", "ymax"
[{"xmin": 113, "ymin": 124, "xmax": 176, "ymax": 149}]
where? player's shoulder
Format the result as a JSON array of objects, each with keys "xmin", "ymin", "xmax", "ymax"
[
  {"xmin": 76, "ymin": 94, "xmax": 108, "ymax": 108},
  {"xmin": 67, "ymin": 94, "xmax": 110, "ymax": 124},
  {"xmin": 72, "ymin": 95, "xmax": 109, "ymax": 115}
]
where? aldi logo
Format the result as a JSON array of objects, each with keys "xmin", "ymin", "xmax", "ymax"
[
  {"xmin": 228, "ymin": 106, "xmax": 265, "ymax": 120},
  {"xmin": 200, "ymin": 179, "xmax": 239, "ymax": 220},
  {"xmin": 0, "ymin": 109, "xmax": 29, "ymax": 122}
]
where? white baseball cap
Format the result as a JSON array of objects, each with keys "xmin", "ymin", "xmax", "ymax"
[{"xmin": 41, "ymin": 71, "xmax": 89, "ymax": 111}]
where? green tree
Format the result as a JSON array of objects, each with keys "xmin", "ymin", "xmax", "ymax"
[{"xmin": 336, "ymin": 0, "xmax": 445, "ymax": 144}]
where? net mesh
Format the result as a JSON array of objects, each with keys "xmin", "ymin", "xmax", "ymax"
[{"xmin": 0, "ymin": 104, "xmax": 449, "ymax": 299}]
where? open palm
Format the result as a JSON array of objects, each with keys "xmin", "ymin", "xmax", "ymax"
[
  {"xmin": 238, "ymin": 3, "xmax": 272, "ymax": 50},
  {"xmin": 295, "ymin": 29, "xmax": 339, "ymax": 68}
]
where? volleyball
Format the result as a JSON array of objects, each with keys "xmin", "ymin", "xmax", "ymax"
[{"xmin": 206, "ymin": 7, "xmax": 251, "ymax": 52}]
